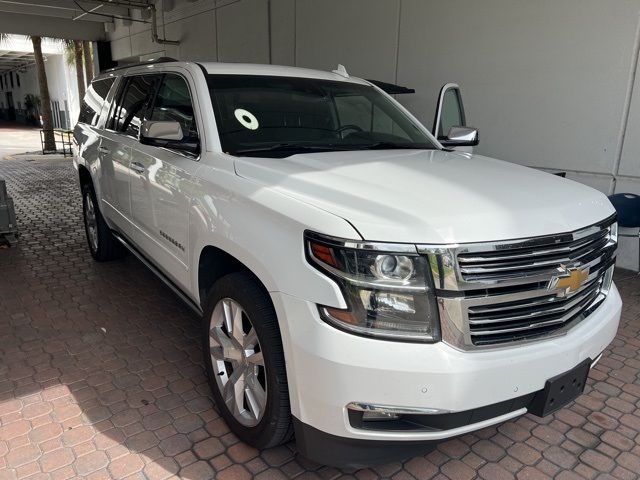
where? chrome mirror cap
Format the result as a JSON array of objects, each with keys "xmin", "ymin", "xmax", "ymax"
[{"xmin": 446, "ymin": 126, "xmax": 479, "ymax": 145}]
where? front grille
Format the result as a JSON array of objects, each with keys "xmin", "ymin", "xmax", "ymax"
[
  {"xmin": 421, "ymin": 216, "xmax": 617, "ymax": 349},
  {"xmin": 459, "ymin": 218, "xmax": 616, "ymax": 346}
]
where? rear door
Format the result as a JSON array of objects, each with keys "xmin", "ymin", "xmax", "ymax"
[
  {"xmin": 129, "ymin": 72, "xmax": 202, "ymax": 291},
  {"xmin": 74, "ymin": 76, "xmax": 116, "ymax": 210},
  {"xmin": 99, "ymin": 74, "xmax": 162, "ymax": 239}
]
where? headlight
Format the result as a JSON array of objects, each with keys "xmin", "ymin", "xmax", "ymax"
[
  {"xmin": 610, "ymin": 221, "xmax": 618, "ymax": 243},
  {"xmin": 305, "ymin": 232, "xmax": 440, "ymax": 342}
]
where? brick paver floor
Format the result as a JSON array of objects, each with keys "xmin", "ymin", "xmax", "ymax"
[{"xmin": 1, "ymin": 156, "xmax": 640, "ymax": 480}]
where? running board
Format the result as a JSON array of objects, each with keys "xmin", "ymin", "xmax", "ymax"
[{"xmin": 113, "ymin": 232, "xmax": 203, "ymax": 316}]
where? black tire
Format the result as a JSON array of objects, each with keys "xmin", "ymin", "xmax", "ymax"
[
  {"xmin": 202, "ymin": 272, "xmax": 293, "ymax": 449},
  {"xmin": 81, "ymin": 183, "xmax": 126, "ymax": 262}
]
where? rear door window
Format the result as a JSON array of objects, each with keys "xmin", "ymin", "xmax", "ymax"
[
  {"xmin": 78, "ymin": 78, "xmax": 115, "ymax": 126},
  {"xmin": 108, "ymin": 74, "xmax": 162, "ymax": 137}
]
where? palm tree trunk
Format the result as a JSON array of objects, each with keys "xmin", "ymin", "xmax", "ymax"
[
  {"xmin": 82, "ymin": 41, "xmax": 94, "ymax": 84},
  {"xmin": 74, "ymin": 41, "xmax": 85, "ymax": 103},
  {"xmin": 31, "ymin": 36, "xmax": 56, "ymax": 152}
]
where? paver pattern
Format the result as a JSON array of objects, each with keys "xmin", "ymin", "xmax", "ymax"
[{"xmin": 1, "ymin": 154, "xmax": 640, "ymax": 480}]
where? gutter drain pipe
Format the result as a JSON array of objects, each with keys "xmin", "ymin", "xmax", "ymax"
[{"xmin": 149, "ymin": 4, "xmax": 180, "ymax": 46}]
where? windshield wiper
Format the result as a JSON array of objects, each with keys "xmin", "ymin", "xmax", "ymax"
[
  {"xmin": 232, "ymin": 143, "xmax": 350, "ymax": 156},
  {"xmin": 232, "ymin": 141, "xmax": 434, "ymax": 157},
  {"xmin": 351, "ymin": 141, "xmax": 434, "ymax": 150}
]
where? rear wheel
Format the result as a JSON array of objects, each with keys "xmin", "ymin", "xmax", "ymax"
[
  {"xmin": 202, "ymin": 272, "xmax": 293, "ymax": 448},
  {"xmin": 82, "ymin": 183, "xmax": 126, "ymax": 262}
]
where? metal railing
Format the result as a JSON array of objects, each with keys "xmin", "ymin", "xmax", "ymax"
[{"xmin": 40, "ymin": 129, "xmax": 73, "ymax": 157}]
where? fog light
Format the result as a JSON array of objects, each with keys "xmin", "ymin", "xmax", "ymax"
[{"xmin": 362, "ymin": 410, "xmax": 400, "ymax": 421}]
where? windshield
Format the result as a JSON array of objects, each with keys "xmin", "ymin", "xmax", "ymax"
[{"xmin": 207, "ymin": 74, "xmax": 437, "ymax": 157}]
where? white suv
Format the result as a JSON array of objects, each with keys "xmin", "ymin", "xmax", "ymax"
[{"xmin": 73, "ymin": 59, "xmax": 621, "ymax": 467}]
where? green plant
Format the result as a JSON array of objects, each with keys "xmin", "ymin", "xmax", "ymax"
[{"xmin": 24, "ymin": 93, "xmax": 41, "ymax": 126}]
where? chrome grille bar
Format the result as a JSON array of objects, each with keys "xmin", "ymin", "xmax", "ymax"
[
  {"xmin": 470, "ymin": 291, "xmax": 603, "ymax": 341},
  {"xmin": 458, "ymin": 237, "xmax": 609, "ymax": 274},
  {"xmin": 468, "ymin": 282, "xmax": 599, "ymax": 325},
  {"xmin": 457, "ymin": 229, "xmax": 608, "ymax": 264},
  {"xmin": 460, "ymin": 244, "xmax": 615, "ymax": 284}
]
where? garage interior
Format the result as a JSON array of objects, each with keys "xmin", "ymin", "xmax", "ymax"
[{"xmin": 1, "ymin": 1, "xmax": 640, "ymax": 479}]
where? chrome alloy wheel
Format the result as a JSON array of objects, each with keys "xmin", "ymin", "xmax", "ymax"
[
  {"xmin": 209, "ymin": 298, "xmax": 267, "ymax": 427},
  {"xmin": 84, "ymin": 191, "xmax": 98, "ymax": 252}
]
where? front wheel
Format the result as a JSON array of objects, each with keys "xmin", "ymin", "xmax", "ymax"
[{"xmin": 202, "ymin": 272, "xmax": 293, "ymax": 449}]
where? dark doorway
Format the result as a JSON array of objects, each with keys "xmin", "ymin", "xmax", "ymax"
[{"xmin": 5, "ymin": 92, "xmax": 15, "ymax": 121}]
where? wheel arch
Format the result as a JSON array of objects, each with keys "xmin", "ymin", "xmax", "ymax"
[
  {"xmin": 197, "ymin": 244, "xmax": 272, "ymax": 309},
  {"xmin": 78, "ymin": 164, "xmax": 92, "ymax": 188}
]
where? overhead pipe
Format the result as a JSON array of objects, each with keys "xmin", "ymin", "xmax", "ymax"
[
  {"xmin": 71, "ymin": 0, "xmax": 149, "ymax": 24},
  {"xmin": 148, "ymin": 3, "xmax": 179, "ymax": 45},
  {"xmin": 82, "ymin": 0, "xmax": 150, "ymax": 10}
]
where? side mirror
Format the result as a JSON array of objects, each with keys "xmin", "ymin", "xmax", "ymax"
[
  {"xmin": 440, "ymin": 126, "xmax": 479, "ymax": 147},
  {"xmin": 141, "ymin": 120, "xmax": 184, "ymax": 141},
  {"xmin": 433, "ymin": 83, "xmax": 478, "ymax": 152},
  {"xmin": 140, "ymin": 120, "xmax": 200, "ymax": 154}
]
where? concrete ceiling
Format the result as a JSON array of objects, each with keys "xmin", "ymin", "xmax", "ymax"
[
  {"xmin": 0, "ymin": 50, "xmax": 37, "ymax": 73},
  {"xmin": 0, "ymin": 0, "xmax": 150, "ymax": 41}
]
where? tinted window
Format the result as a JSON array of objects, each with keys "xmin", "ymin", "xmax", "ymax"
[
  {"xmin": 334, "ymin": 95, "xmax": 412, "ymax": 141},
  {"xmin": 207, "ymin": 75, "xmax": 435, "ymax": 157},
  {"xmin": 109, "ymin": 74, "xmax": 161, "ymax": 136},
  {"xmin": 148, "ymin": 74, "xmax": 198, "ymax": 141},
  {"xmin": 78, "ymin": 78, "xmax": 115, "ymax": 126}
]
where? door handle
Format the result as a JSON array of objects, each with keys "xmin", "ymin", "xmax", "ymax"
[
  {"xmin": 97, "ymin": 146, "xmax": 110, "ymax": 154},
  {"xmin": 130, "ymin": 162, "xmax": 146, "ymax": 174}
]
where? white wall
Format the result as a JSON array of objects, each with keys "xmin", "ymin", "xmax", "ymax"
[
  {"xmin": 45, "ymin": 55, "xmax": 82, "ymax": 129},
  {"xmin": 107, "ymin": 0, "xmax": 640, "ymax": 269},
  {"xmin": 7, "ymin": 56, "xmax": 81, "ymax": 130},
  {"xmin": 0, "ymin": 36, "xmax": 81, "ymax": 130}
]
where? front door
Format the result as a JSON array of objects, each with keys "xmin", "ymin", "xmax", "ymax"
[{"xmin": 130, "ymin": 73, "xmax": 201, "ymax": 291}]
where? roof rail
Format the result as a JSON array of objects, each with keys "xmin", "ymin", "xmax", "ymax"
[{"xmin": 102, "ymin": 57, "xmax": 178, "ymax": 74}]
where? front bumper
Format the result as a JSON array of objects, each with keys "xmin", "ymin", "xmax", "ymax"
[{"xmin": 272, "ymin": 284, "xmax": 621, "ymax": 465}]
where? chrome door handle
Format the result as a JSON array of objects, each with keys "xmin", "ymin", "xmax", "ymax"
[
  {"xmin": 97, "ymin": 146, "xmax": 110, "ymax": 154},
  {"xmin": 130, "ymin": 162, "xmax": 146, "ymax": 174}
]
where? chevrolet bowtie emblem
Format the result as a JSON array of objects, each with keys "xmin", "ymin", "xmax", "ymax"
[{"xmin": 549, "ymin": 265, "xmax": 589, "ymax": 297}]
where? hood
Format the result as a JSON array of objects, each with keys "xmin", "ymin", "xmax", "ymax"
[{"xmin": 234, "ymin": 149, "xmax": 615, "ymax": 244}]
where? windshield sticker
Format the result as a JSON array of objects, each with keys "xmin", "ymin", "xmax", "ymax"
[{"xmin": 234, "ymin": 108, "xmax": 259, "ymax": 130}]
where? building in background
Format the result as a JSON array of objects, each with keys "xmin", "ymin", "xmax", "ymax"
[
  {"xmin": 0, "ymin": 35, "xmax": 80, "ymax": 129},
  {"xmin": 0, "ymin": 0, "xmax": 637, "ymax": 270}
]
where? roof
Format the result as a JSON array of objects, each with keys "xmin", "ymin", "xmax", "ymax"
[
  {"xmin": 96, "ymin": 59, "xmax": 393, "ymax": 89},
  {"xmin": 199, "ymin": 62, "xmax": 370, "ymax": 84}
]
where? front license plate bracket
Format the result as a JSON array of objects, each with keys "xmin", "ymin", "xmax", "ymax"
[{"xmin": 528, "ymin": 358, "xmax": 591, "ymax": 417}]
